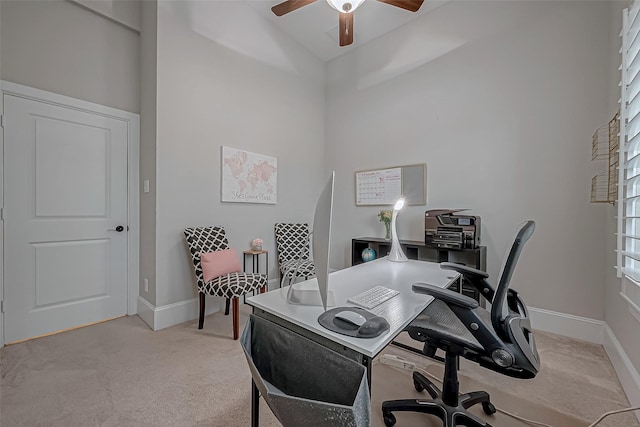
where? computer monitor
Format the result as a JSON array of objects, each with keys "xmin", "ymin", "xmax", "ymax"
[{"xmin": 286, "ymin": 171, "xmax": 336, "ymax": 311}]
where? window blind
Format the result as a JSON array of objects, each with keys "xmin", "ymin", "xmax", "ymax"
[{"xmin": 619, "ymin": 1, "xmax": 640, "ymax": 283}]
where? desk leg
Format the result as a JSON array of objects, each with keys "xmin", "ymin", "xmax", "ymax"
[
  {"xmin": 362, "ymin": 355, "xmax": 372, "ymax": 396},
  {"xmin": 251, "ymin": 379, "xmax": 260, "ymax": 427}
]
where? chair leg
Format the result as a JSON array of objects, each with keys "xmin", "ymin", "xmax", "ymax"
[
  {"xmin": 382, "ymin": 395, "xmax": 491, "ymax": 427},
  {"xmin": 460, "ymin": 391, "xmax": 491, "ymax": 410},
  {"xmin": 224, "ymin": 298, "xmax": 231, "ymax": 315},
  {"xmin": 198, "ymin": 293, "xmax": 205, "ymax": 330},
  {"xmin": 413, "ymin": 372, "xmax": 441, "ymax": 399},
  {"xmin": 382, "ymin": 399, "xmax": 448, "ymax": 426},
  {"xmin": 232, "ymin": 297, "xmax": 240, "ymax": 340}
]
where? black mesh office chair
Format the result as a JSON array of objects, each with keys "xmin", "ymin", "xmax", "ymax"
[{"xmin": 382, "ymin": 220, "xmax": 539, "ymax": 427}]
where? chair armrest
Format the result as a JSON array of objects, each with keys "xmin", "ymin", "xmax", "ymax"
[
  {"xmin": 412, "ymin": 282, "xmax": 479, "ymax": 310},
  {"xmin": 440, "ymin": 262, "xmax": 495, "ymax": 301},
  {"xmin": 440, "ymin": 262, "xmax": 488, "ymax": 279}
]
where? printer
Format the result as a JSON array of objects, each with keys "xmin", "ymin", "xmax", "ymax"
[{"xmin": 425, "ymin": 209, "xmax": 480, "ymax": 250}]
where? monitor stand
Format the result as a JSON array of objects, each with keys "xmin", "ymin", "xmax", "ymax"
[{"xmin": 286, "ymin": 284, "xmax": 336, "ymax": 307}]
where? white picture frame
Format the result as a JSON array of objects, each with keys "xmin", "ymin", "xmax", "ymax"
[{"xmin": 221, "ymin": 146, "xmax": 277, "ymax": 204}]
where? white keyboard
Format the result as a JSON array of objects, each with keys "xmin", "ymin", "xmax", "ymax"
[{"xmin": 347, "ymin": 285, "xmax": 400, "ymax": 310}]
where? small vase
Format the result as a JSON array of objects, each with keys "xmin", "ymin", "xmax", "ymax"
[{"xmin": 384, "ymin": 222, "xmax": 391, "ymax": 240}]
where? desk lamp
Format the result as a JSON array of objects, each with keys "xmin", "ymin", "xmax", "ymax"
[{"xmin": 388, "ymin": 198, "xmax": 408, "ymax": 262}]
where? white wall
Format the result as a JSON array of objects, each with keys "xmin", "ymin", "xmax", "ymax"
[
  {"xmin": 326, "ymin": 1, "xmax": 611, "ymax": 319},
  {"xmin": 68, "ymin": 0, "xmax": 141, "ymax": 32},
  {"xmin": 0, "ymin": 0, "xmax": 4, "ymax": 346},
  {"xmin": 0, "ymin": 0, "xmax": 140, "ymax": 113},
  {"xmin": 153, "ymin": 2, "xmax": 326, "ymax": 307},
  {"xmin": 139, "ymin": 1, "xmax": 158, "ymax": 306}
]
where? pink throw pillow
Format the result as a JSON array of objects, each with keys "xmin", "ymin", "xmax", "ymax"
[{"xmin": 201, "ymin": 248, "xmax": 241, "ymax": 283}]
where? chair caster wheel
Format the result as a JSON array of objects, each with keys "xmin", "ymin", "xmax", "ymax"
[
  {"xmin": 413, "ymin": 380, "xmax": 424, "ymax": 392},
  {"xmin": 482, "ymin": 401, "xmax": 496, "ymax": 415},
  {"xmin": 383, "ymin": 412, "xmax": 397, "ymax": 427}
]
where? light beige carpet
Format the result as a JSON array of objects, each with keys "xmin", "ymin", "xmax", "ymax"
[
  {"xmin": 371, "ymin": 362, "xmax": 586, "ymax": 427},
  {"xmin": 376, "ymin": 332, "xmax": 640, "ymax": 427},
  {"xmin": 1, "ymin": 305, "xmax": 638, "ymax": 426}
]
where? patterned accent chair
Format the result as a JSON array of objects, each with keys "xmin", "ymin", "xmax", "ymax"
[
  {"xmin": 184, "ymin": 226, "xmax": 267, "ymax": 340},
  {"xmin": 274, "ymin": 223, "xmax": 316, "ymax": 286}
]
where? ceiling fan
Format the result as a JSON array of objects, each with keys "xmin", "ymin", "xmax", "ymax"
[{"xmin": 271, "ymin": 0, "xmax": 424, "ymax": 47}]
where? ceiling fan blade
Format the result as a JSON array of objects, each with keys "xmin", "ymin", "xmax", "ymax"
[
  {"xmin": 376, "ymin": 0, "xmax": 424, "ymax": 12},
  {"xmin": 271, "ymin": 0, "xmax": 317, "ymax": 16},
  {"xmin": 339, "ymin": 12, "xmax": 354, "ymax": 47}
]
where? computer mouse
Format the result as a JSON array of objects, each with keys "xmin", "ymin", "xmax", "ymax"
[
  {"xmin": 358, "ymin": 316, "xmax": 390, "ymax": 337},
  {"xmin": 334, "ymin": 310, "xmax": 367, "ymax": 327}
]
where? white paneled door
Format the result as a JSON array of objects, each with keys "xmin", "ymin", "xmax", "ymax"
[{"xmin": 4, "ymin": 94, "xmax": 128, "ymax": 343}]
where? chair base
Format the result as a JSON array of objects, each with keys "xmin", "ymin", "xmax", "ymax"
[{"xmin": 382, "ymin": 372, "xmax": 495, "ymax": 427}]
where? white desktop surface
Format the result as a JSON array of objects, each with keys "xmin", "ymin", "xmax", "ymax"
[{"xmin": 246, "ymin": 257, "xmax": 459, "ymax": 358}]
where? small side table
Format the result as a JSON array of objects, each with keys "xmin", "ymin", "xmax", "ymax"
[{"xmin": 243, "ymin": 250, "xmax": 269, "ymax": 290}]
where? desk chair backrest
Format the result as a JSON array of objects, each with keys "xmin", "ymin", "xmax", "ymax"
[
  {"xmin": 487, "ymin": 220, "xmax": 539, "ymax": 378},
  {"xmin": 492, "ymin": 221, "xmax": 536, "ymax": 337}
]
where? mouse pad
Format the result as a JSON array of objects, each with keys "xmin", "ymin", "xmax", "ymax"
[{"xmin": 318, "ymin": 307, "xmax": 390, "ymax": 339}]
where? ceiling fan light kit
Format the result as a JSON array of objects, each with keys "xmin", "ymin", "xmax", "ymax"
[
  {"xmin": 271, "ymin": 0, "xmax": 424, "ymax": 47},
  {"xmin": 326, "ymin": 0, "xmax": 365, "ymax": 13}
]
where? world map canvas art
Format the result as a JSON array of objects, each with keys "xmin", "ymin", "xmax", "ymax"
[{"xmin": 221, "ymin": 146, "xmax": 277, "ymax": 204}]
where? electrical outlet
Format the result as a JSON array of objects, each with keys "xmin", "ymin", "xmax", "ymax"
[
  {"xmin": 379, "ymin": 354, "xmax": 416, "ymax": 371},
  {"xmin": 144, "ymin": 278, "xmax": 149, "ymax": 293}
]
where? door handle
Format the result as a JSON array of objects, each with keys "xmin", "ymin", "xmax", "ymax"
[{"xmin": 107, "ymin": 225, "xmax": 125, "ymax": 232}]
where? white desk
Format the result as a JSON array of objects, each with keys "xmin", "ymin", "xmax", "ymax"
[{"xmin": 245, "ymin": 257, "xmax": 459, "ymax": 427}]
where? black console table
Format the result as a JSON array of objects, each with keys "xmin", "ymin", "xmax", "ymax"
[{"xmin": 351, "ymin": 237, "xmax": 487, "ymax": 304}]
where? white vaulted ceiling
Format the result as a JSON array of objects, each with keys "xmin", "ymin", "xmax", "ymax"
[{"xmin": 248, "ymin": 0, "xmax": 447, "ymax": 62}]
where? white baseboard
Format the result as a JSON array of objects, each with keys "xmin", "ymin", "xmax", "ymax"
[
  {"xmin": 140, "ymin": 298, "xmax": 606, "ymax": 340},
  {"xmin": 136, "ymin": 297, "xmax": 155, "ymax": 329},
  {"xmin": 135, "ymin": 280, "xmax": 280, "ymax": 331},
  {"xmin": 134, "ymin": 296, "xmax": 640, "ymax": 420},
  {"xmin": 529, "ymin": 306, "xmax": 605, "ymax": 344},
  {"xmin": 603, "ymin": 325, "xmax": 640, "ymax": 422},
  {"xmin": 528, "ymin": 307, "xmax": 640, "ymax": 421},
  {"xmin": 136, "ymin": 295, "xmax": 222, "ymax": 331}
]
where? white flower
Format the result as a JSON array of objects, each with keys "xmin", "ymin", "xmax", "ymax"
[{"xmin": 378, "ymin": 210, "xmax": 392, "ymax": 223}]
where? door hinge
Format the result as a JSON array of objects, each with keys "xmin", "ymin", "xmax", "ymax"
[
  {"xmin": 1, "ymin": 301, "xmax": 4, "ymax": 314},
  {"xmin": 0, "ymin": 114, "xmax": 4, "ymax": 128},
  {"xmin": 1, "ymin": 207, "xmax": 3, "ymax": 221}
]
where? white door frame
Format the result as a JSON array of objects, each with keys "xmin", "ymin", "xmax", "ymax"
[{"xmin": 0, "ymin": 80, "xmax": 140, "ymax": 347}]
